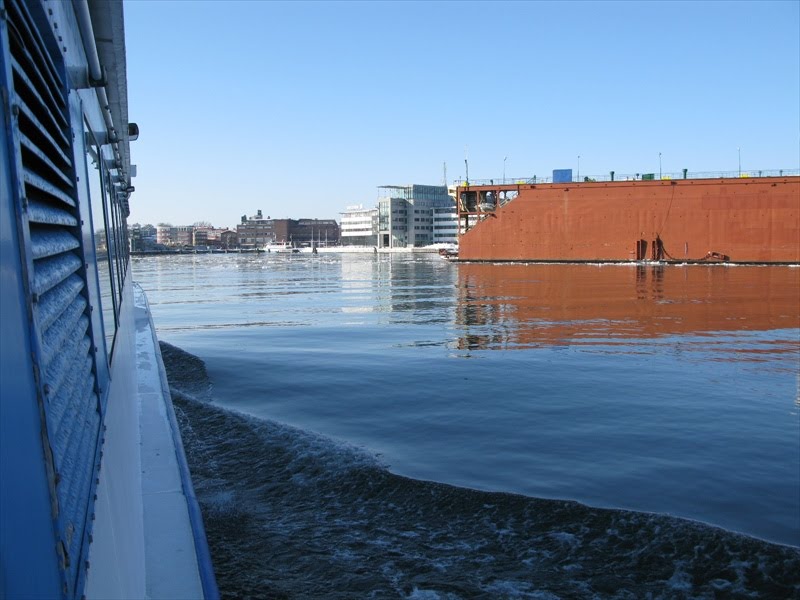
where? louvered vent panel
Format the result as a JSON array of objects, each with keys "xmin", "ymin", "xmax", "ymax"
[
  {"xmin": 7, "ymin": 0, "xmax": 101, "ymax": 596},
  {"xmin": 32, "ymin": 253, "xmax": 83, "ymax": 296}
]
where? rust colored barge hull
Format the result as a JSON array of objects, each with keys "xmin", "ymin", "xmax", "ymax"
[{"xmin": 457, "ymin": 177, "xmax": 800, "ymax": 263}]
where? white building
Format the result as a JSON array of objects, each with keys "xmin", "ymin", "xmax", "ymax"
[
  {"xmin": 340, "ymin": 205, "xmax": 378, "ymax": 246},
  {"xmin": 432, "ymin": 204, "xmax": 458, "ymax": 245}
]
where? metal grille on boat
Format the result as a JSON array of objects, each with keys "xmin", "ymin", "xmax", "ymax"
[{"xmin": 4, "ymin": 0, "xmax": 102, "ymax": 595}]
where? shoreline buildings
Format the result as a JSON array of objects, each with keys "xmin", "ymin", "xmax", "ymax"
[
  {"xmin": 155, "ymin": 223, "xmax": 237, "ymax": 250},
  {"xmin": 378, "ymin": 185, "xmax": 455, "ymax": 248},
  {"xmin": 433, "ymin": 203, "xmax": 459, "ymax": 245},
  {"xmin": 339, "ymin": 185, "xmax": 459, "ymax": 248},
  {"xmin": 340, "ymin": 205, "xmax": 379, "ymax": 246},
  {"xmin": 138, "ymin": 184, "xmax": 459, "ymax": 253},
  {"xmin": 378, "ymin": 184, "xmax": 453, "ymax": 248},
  {"xmin": 142, "ymin": 212, "xmax": 341, "ymax": 252},
  {"xmin": 237, "ymin": 210, "xmax": 340, "ymax": 249}
]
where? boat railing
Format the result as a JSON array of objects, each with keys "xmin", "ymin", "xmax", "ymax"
[{"xmin": 454, "ymin": 168, "xmax": 799, "ymax": 187}]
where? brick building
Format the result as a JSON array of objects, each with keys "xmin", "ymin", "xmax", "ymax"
[{"xmin": 237, "ymin": 210, "xmax": 340, "ymax": 248}]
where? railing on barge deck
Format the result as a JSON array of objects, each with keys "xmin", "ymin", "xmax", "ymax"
[{"xmin": 454, "ymin": 168, "xmax": 799, "ymax": 186}]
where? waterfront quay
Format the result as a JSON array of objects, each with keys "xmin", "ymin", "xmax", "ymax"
[{"xmin": 130, "ymin": 246, "xmax": 445, "ymax": 256}]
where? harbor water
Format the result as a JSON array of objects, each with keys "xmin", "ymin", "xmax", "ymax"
[{"xmin": 133, "ymin": 253, "xmax": 800, "ymax": 598}]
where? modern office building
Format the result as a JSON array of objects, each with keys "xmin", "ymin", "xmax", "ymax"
[
  {"xmin": 340, "ymin": 205, "xmax": 378, "ymax": 246},
  {"xmin": 377, "ymin": 184, "xmax": 453, "ymax": 248}
]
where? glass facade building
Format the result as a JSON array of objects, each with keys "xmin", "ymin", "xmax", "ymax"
[{"xmin": 377, "ymin": 185, "xmax": 454, "ymax": 248}]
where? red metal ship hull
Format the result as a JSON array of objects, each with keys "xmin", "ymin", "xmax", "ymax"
[{"xmin": 457, "ymin": 177, "xmax": 800, "ymax": 263}]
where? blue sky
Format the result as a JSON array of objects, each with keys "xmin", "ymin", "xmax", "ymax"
[{"xmin": 124, "ymin": 0, "xmax": 800, "ymax": 228}]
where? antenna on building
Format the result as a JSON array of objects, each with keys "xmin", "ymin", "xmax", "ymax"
[
  {"xmin": 464, "ymin": 145, "xmax": 469, "ymax": 185},
  {"xmin": 443, "ymin": 162, "xmax": 447, "ymax": 187}
]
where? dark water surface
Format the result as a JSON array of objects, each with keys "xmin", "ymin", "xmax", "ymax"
[{"xmin": 134, "ymin": 254, "xmax": 799, "ymax": 597}]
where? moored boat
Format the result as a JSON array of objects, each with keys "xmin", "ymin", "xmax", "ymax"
[{"xmin": 261, "ymin": 241, "xmax": 300, "ymax": 253}]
